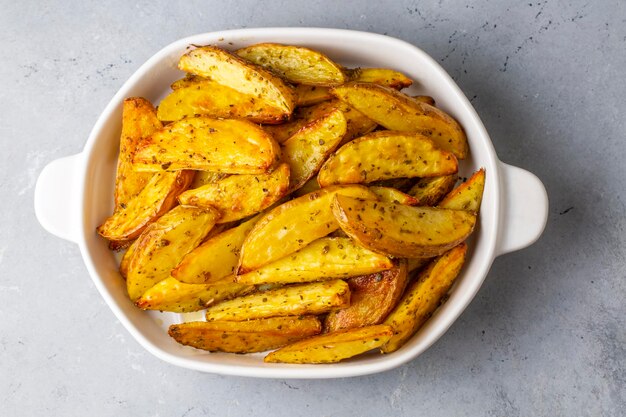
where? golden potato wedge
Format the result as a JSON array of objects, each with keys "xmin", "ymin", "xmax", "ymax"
[
  {"xmin": 205, "ymin": 279, "xmax": 350, "ymax": 321},
  {"xmin": 190, "ymin": 171, "xmax": 229, "ymax": 189},
  {"xmin": 178, "ymin": 46, "xmax": 296, "ymax": 115},
  {"xmin": 236, "ymin": 237, "xmax": 392, "ymax": 285},
  {"xmin": 97, "ymin": 170, "xmax": 194, "ymax": 246},
  {"xmin": 325, "ymin": 260, "xmax": 409, "ymax": 332},
  {"xmin": 317, "ymin": 131, "xmax": 458, "ymax": 187},
  {"xmin": 282, "ymin": 109, "xmax": 346, "ymax": 191},
  {"xmin": 439, "ymin": 168, "xmax": 486, "ymax": 212},
  {"xmin": 292, "ymin": 176, "xmax": 320, "ymax": 197},
  {"xmin": 370, "ymin": 177, "xmax": 416, "ymax": 192},
  {"xmin": 408, "ymin": 174, "xmax": 458, "ymax": 207},
  {"xmin": 135, "ymin": 276, "xmax": 254, "ymax": 313},
  {"xmin": 264, "ymin": 324, "xmax": 393, "ymax": 364},
  {"xmin": 170, "ymin": 73, "xmax": 201, "ymax": 90},
  {"xmin": 331, "ymin": 195, "xmax": 476, "ymax": 258},
  {"xmin": 295, "ymin": 85, "xmax": 333, "ymax": 106},
  {"xmin": 126, "ymin": 205, "xmax": 220, "ymax": 301},
  {"xmin": 236, "ymin": 43, "xmax": 347, "ymax": 86},
  {"xmin": 157, "ymin": 81, "xmax": 291, "ymax": 124},
  {"xmin": 382, "ymin": 243, "xmax": 467, "ymax": 353},
  {"xmin": 238, "ymin": 185, "xmax": 377, "ymax": 274},
  {"xmin": 132, "ymin": 117, "xmax": 281, "ymax": 174},
  {"xmin": 369, "ymin": 186, "xmax": 419, "ymax": 206},
  {"xmin": 177, "ymin": 163, "xmax": 290, "ymax": 223},
  {"xmin": 114, "ymin": 97, "xmax": 161, "ymax": 210},
  {"xmin": 172, "ymin": 214, "xmax": 261, "ymax": 284},
  {"xmin": 169, "ymin": 316, "xmax": 321, "ymax": 353},
  {"xmin": 413, "ymin": 95, "xmax": 436, "ymax": 106},
  {"xmin": 119, "ymin": 240, "xmax": 137, "ymax": 279},
  {"xmin": 349, "ymin": 68, "xmax": 413, "ymax": 89},
  {"xmin": 407, "ymin": 257, "xmax": 430, "ymax": 273},
  {"xmin": 332, "ymin": 82, "xmax": 468, "ymax": 158}
]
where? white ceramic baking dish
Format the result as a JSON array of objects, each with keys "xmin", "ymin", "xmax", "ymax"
[{"xmin": 34, "ymin": 28, "xmax": 548, "ymax": 378}]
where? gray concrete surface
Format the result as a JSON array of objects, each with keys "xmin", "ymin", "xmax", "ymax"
[{"xmin": 1, "ymin": 0, "xmax": 624, "ymax": 415}]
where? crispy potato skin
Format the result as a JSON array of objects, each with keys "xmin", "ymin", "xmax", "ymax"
[
  {"xmin": 413, "ymin": 95, "xmax": 436, "ymax": 106},
  {"xmin": 238, "ymin": 185, "xmax": 377, "ymax": 274},
  {"xmin": 126, "ymin": 206, "xmax": 220, "ymax": 301},
  {"xmin": 169, "ymin": 316, "xmax": 321, "ymax": 353},
  {"xmin": 236, "ymin": 43, "xmax": 347, "ymax": 86},
  {"xmin": 236, "ymin": 237, "xmax": 393, "ymax": 285},
  {"xmin": 205, "ymin": 279, "xmax": 351, "ymax": 321},
  {"xmin": 369, "ymin": 186, "xmax": 419, "ymax": 206},
  {"xmin": 331, "ymin": 195, "xmax": 476, "ymax": 258},
  {"xmin": 317, "ymin": 131, "xmax": 458, "ymax": 187},
  {"xmin": 325, "ymin": 260, "xmax": 409, "ymax": 332},
  {"xmin": 132, "ymin": 117, "xmax": 281, "ymax": 174},
  {"xmin": 408, "ymin": 174, "xmax": 458, "ymax": 207},
  {"xmin": 178, "ymin": 163, "xmax": 290, "ymax": 223},
  {"xmin": 349, "ymin": 68, "xmax": 413, "ymax": 89},
  {"xmin": 264, "ymin": 324, "xmax": 393, "ymax": 364},
  {"xmin": 382, "ymin": 243, "xmax": 467, "ymax": 353},
  {"xmin": 439, "ymin": 168, "xmax": 486, "ymax": 212},
  {"xmin": 332, "ymin": 82, "xmax": 468, "ymax": 159}
]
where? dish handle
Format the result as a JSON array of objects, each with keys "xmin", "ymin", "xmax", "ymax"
[
  {"xmin": 34, "ymin": 153, "xmax": 84, "ymax": 244},
  {"xmin": 495, "ymin": 161, "xmax": 549, "ymax": 256}
]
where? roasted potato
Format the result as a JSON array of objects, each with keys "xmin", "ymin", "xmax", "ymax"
[
  {"xmin": 317, "ymin": 131, "xmax": 458, "ymax": 187},
  {"xmin": 349, "ymin": 67, "xmax": 413, "ymax": 89},
  {"xmin": 292, "ymin": 176, "xmax": 321, "ymax": 197},
  {"xmin": 331, "ymin": 195, "xmax": 476, "ymax": 258},
  {"xmin": 439, "ymin": 168, "xmax": 486, "ymax": 211},
  {"xmin": 408, "ymin": 174, "xmax": 458, "ymax": 207},
  {"xmin": 126, "ymin": 205, "xmax": 220, "ymax": 301},
  {"xmin": 412, "ymin": 95, "xmax": 436, "ymax": 106},
  {"xmin": 264, "ymin": 324, "xmax": 393, "ymax": 364},
  {"xmin": 325, "ymin": 260, "xmax": 409, "ymax": 332},
  {"xmin": 369, "ymin": 186, "xmax": 419, "ymax": 206},
  {"xmin": 169, "ymin": 316, "xmax": 321, "ymax": 353},
  {"xmin": 132, "ymin": 117, "xmax": 281, "ymax": 174},
  {"xmin": 205, "ymin": 279, "xmax": 351, "ymax": 321},
  {"xmin": 295, "ymin": 85, "xmax": 333, "ymax": 107},
  {"xmin": 236, "ymin": 237, "xmax": 392, "ymax": 285},
  {"xmin": 190, "ymin": 171, "xmax": 229, "ymax": 189},
  {"xmin": 332, "ymin": 82, "xmax": 468, "ymax": 159},
  {"xmin": 382, "ymin": 243, "xmax": 467, "ymax": 353}
]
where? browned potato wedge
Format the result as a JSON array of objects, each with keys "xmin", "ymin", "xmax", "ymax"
[
  {"xmin": 408, "ymin": 174, "xmax": 458, "ymax": 206},
  {"xmin": 178, "ymin": 46, "xmax": 296, "ymax": 115},
  {"xmin": 126, "ymin": 205, "xmax": 220, "ymax": 301},
  {"xmin": 236, "ymin": 237, "xmax": 392, "ymax": 285},
  {"xmin": 119, "ymin": 239, "xmax": 136, "ymax": 279},
  {"xmin": 317, "ymin": 131, "xmax": 458, "ymax": 187},
  {"xmin": 205, "ymin": 279, "xmax": 350, "ymax": 321},
  {"xmin": 370, "ymin": 177, "xmax": 416, "ymax": 192},
  {"xmin": 172, "ymin": 214, "xmax": 261, "ymax": 284},
  {"xmin": 382, "ymin": 243, "xmax": 467, "ymax": 353},
  {"xmin": 292, "ymin": 176, "xmax": 320, "ymax": 197},
  {"xmin": 157, "ymin": 80, "xmax": 291, "ymax": 124},
  {"xmin": 325, "ymin": 260, "xmax": 409, "ymax": 332},
  {"xmin": 264, "ymin": 324, "xmax": 393, "ymax": 364},
  {"xmin": 97, "ymin": 170, "xmax": 194, "ymax": 247},
  {"xmin": 170, "ymin": 73, "xmax": 200, "ymax": 90},
  {"xmin": 407, "ymin": 257, "xmax": 430, "ymax": 273},
  {"xmin": 332, "ymin": 82, "xmax": 468, "ymax": 159},
  {"xmin": 135, "ymin": 276, "xmax": 254, "ymax": 313},
  {"xmin": 282, "ymin": 109, "xmax": 346, "ymax": 191},
  {"xmin": 169, "ymin": 316, "xmax": 321, "ymax": 353},
  {"xmin": 238, "ymin": 185, "xmax": 377, "ymax": 274},
  {"xmin": 114, "ymin": 97, "xmax": 161, "ymax": 210},
  {"xmin": 295, "ymin": 85, "xmax": 333, "ymax": 106},
  {"xmin": 331, "ymin": 195, "xmax": 476, "ymax": 258},
  {"xmin": 236, "ymin": 43, "xmax": 347, "ymax": 86},
  {"xmin": 369, "ymin": 186, "xmax": 419, "ymax": 205},
  {"xmin": 132, "ymin": 117, "xmax": 281, "ymax": 174},
  {"xmin": 190, "ymin": 171, "xmax": 229, "ymax": 189},
  {"xmin": 439, "ymin": 168, "xmax": 486, "ymax": 212},
  {"xmin": 349, "ymin": 68, "xmax": 413, "ymax": 89},
  {"xmin": 413, "ymin": 95, "xmax": 436, "ymax": 106},
  {"xmin": 177, "ymin": 163, "xmax": 290, "ymax": 223}
]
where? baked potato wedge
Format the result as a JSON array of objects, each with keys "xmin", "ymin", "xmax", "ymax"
[
  {"xmin": 325, "ymin": 260, "xmax": 409, "ymax": 332},
  {"xmin": 114, "ymin": 97, "xmax": 161, "ymax": 210},
  {"xmin": 236, "ymin": 43, "xmax": 347, "ymax": 86},
  {"xmin": 177, "ymin": 163, "xmax": 290, "ymax": 223},
  {"xmin": 236, "ymin": 237, "xmax": 392, "ymax": 285},
  {"xmin": 292, "ymin": 176, "xmax": 320, "ymax": 197},
  {"xmin": 172, "ymin": 214, "xmax": 261, "ymax": 284},
  {"xmin": 332, "ymin": 82, "xmax": 468, "ymax": 158},
  {"xmin": 126, "ymin": 205, "xmax": 220, "ymax": 301},
  {"xmin": 382, "ymin": 243, "xmax": 467, "ymax": 353},
  {"xmin": 135, "ymin": 276, "xmax": 254, "ymax": 313},
  {"xmin": 349, "ymin": 68, "xmax": 413, "ymax": 89},
  {"xmin": 178, "ymin": 46, "xmax": 296, "ymax": 116},
  {"xmin": 238, "ymin": 185, "xmax": 377, "ymax": 274},
  {"xmin": 169, "ymin": 316, "xmax": 321, "ymax": 353},
  {"xmin": 295, "ymin": 85, "xmax": 333, "ymax": 106},
  {"xmin": 282, "ymin": 109, "xmax": 346, "ymax": 191},
  {"xmin": 369, "ymin": 186, "xmax": 419, "ymax": 206},
  {"xmin": 331, "ymin": 195, "xmax": 476, "ymax": 258},
  {"xmin": 408, "ymin": 174, "xmax": 458, "ymax": 206},
  {"xmin": 205, "ymin": 279, "xmax": 351, "ymax": 321},
  {"xmin": 97, "ymin": 170, "xmax": 194, "ymax": 247},
  {"xmin": 407, "ymin": 257, "xmax": 430, "ymax": 273},
  {"xmin": 119, "ymin": 239, "xmax": 137, "ymax": 279},
  {"xmin": 132, "ymin": 117, "xmax": 281, "ymax": 174},
  {"xmin": 190, "ymin": 171, "xmax": 229, "ymax": 189},
  {"xmin": 317, "ymin": 131, "xmax": 458, "ymax": 187},
  {"xmin": 413, "ymin": 95, "xmax": 436, "ymax": 106},
  {"xmin": 264, "ymin": 324, "xmax": 393, "ymax": 364},
  {"xmin": 439, "ymin": 168, "xmax": 486, "ymax": 212}
]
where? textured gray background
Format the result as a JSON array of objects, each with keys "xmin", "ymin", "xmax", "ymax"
[{"xmin": 1, "ymin": 0, "xmax": 624, "ymax": 415}]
